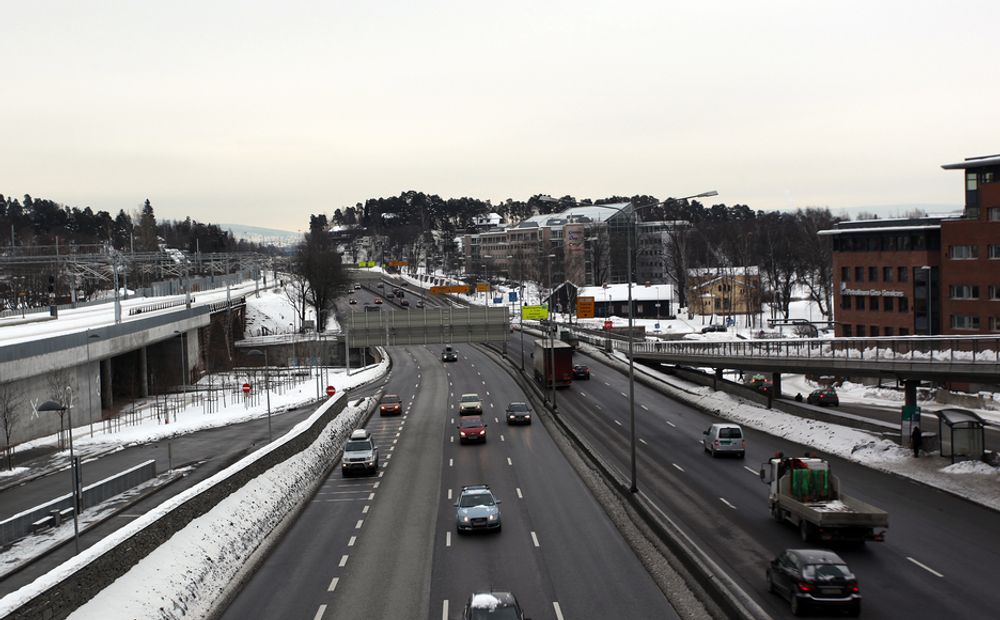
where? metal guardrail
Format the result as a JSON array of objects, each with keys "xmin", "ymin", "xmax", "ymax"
[
  {"xmin": 0, "ymin": 460, "xmax": 156, "ymax": 546},
  {"xmin": 128, "ymin": 297, "xmax": 195, "ymax": 316},
  {"xmin": 597, "ymin": 335, "xmax": 1000, "ymax": 381}
]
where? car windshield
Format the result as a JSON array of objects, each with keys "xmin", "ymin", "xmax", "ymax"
[
  {"xmin": 345, "ymin": 440, "xmax": 371, "ymax": 452},
  {"xmin": 507, "ymin": 403, "xmax": 528, "ymax": 412},
  {"xmin": 719, "ymin": 427, "xmax": 742, "ymax": 439},
  {"xmin": 381, "ymin": 395, "xmax": 401, "ymax": 404},
  {"xmin": 460, "ymin": 493, "xmax": 494, "ymax": 508},
  {"xmin": 469, "ymin": 608, "xmax": 519, "ymax": 619},
  {"xmin": 460, "ymin": 418, "xmax": 483, "ymax": 428},
  {"xmin": 802, "ymin": 563, "xmax": 851, "ymax": 581},
  {"xmin": 462, "ymin": 395, "xmax": 479, "ymax": 402}
]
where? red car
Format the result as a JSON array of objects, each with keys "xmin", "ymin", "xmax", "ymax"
[
  {"xmin": 374, "ymin": 298, "xmax": 383, "ymax": 304},
  {"xmin": 457, "ymin": 416, "xmax": 487, "ymax": 444},
  {"xmin": 379, "ymin": 394, "xmax": 402, "ymax": 416}
]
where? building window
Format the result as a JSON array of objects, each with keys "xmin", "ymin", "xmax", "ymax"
[
  {"xmin": 884, "ymin": 326, "xmax": 894, "ymax": 336},
  {"xmin": 871, "ymin": 326, "xmax": 880, "ymax": 337},
  {"xmin": 842, "ymin": 325, "xmax": 852, "ymax": 337},
  {"xmin": 967, "ymin": 171, "xmax": 978, "ymax": 191},
  {"xmin": 898, "ymin": 267, "xmax": 908, "ymax": 282},
  {"xmin": 884, "ymin": 297, "xmax": 894, "ymax": 311},
  {"xmin": 883, "ymin": 266, "xmax": 893, "ymax": 282},
  {"xmin": 855, "ymin": 267, "xmax": 864, "ymax": 282},
  {"xmin": 841, "ymin": 266, "xmax": 850, "ymax": 282},
  {"xmin": 988, "ymin": 207, "xmax": 1000, "ymax": 221},
  {"xmin": 991, "ymin": 317, "xmax": 1000, "ymax": 332},
  {"xmin": 841, "ymin": 295, "xmax": 851, "ymax": 309},
  {"xmin": 900, "ymin": 327, "xmax": 909, "ymax": 336},
  {"xmin": 949, "ymin": 285, "xmax": 980, "ymax": 299},
  {"xmin": 991, "ymin": 285, "xmax": 1000, "ymax": 300},
  {"xmin": 949, "ymin": 245, "xmax": 978, "ymax": 259},
  {"xmin": 990, "ymin": 245, "xmax": 1000, "ymax": 259},
  {"xmin": 857, "ymin": 325, "xmax": 866, "ymax": 337},
  {"xmin": 899, "ymin": 297, "xmax": 909, "ymax": 312},
  {"xmin": 951, "ymin": 315, "xmax": 980, "ymax": 330},
  {"xmin": 868, "ymin": 266, "xmax": 878, "ymax": 282},
  {"xmin": 870, "ymin": 296, "xmax": 879, "ymax": 310},
  {"xmin": 855, "ymin": 297, "xmax": 865, "ymax": 310}
]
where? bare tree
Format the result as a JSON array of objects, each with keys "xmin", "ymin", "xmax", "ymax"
[
  {"xmin": 795, "ymin": 208, "xmax": 839, "ymax": 320},
  {"xmin": 0, "ymin": 382, "xmax": 22, "ymax": 470},
  {"xmin": 283, "ymin": 272, "xmax": 310, "ymax": 334}
]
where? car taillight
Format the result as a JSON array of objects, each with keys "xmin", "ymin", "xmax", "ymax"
[
  {"xmin": 797, "ymin": 582, "xmax": 813, "ymax": 593},
  {"xmin": 849, "ymin": 582, "xmax": 859, "ymax": 593},
  {"xmin": 713, "ymin": 440, "xmax": 720, "ymax": 447}
]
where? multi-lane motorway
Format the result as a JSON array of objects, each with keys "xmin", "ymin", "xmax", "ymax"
[{"xmin": 224, "ymin": 276, "xmax": 1000, "ymax": 619}]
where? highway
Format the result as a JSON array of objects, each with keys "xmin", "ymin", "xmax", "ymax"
[
  {"xmin": 534, "ymin": 335, "xmax": 1000, "ymax": 618},
  {"xmin": 220, "ymin": 337, "xmax": 681, "ymax": 619}
]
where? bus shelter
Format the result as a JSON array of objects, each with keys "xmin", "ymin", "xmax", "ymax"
[{"xmin": 935, "ymin": 408, "xmax": 986, "ymax": 463}]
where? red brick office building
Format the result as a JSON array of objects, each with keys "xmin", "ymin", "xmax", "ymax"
[{"xmin": 822, "ymin": 153, "xmax": 1000, "ymax": 337}]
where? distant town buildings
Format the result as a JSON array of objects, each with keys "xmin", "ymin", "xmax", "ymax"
[
  {"xmin": 686, "ymin": 267, "xmax": 762, "ymax": 317},
  {"xmin": 822, "ymin": 153, "xmax": 1000, "ymax": 336}
]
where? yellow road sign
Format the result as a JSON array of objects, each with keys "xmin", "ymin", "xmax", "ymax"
[
  {"xmin": 430, "ymin": 285, "xmax": 469, "ymax": 295},
  {"xmin": 576, "ymin": 296, "xmax": 595, "ymax": 318},
  {"xmin": 522, "ymin": 305, "xmax": 549, "ymax": 320}
]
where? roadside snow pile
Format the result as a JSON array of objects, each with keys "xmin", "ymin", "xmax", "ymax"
[
  {"xmin": 940, "ymin": 460, "xmax": 1000, "ymax": 475},
  {"xmin": 0, "ymin": 467, "xmax": 29, "ymax": 479},
  {"xmin": 65, "ymin": 396, "xmax": 374, "ymax": 620}
]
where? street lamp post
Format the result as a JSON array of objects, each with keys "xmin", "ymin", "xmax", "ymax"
[
  {"xmin": 545, "ymin": 254, "xmax": 557, "ymax": 411},
  {"xmin": 615, "ymin": 191, "xmax": 718, "ymax": 493},
  {"xmin": 247, "ymin": 349, "xmax": 272, "ymax": 440},
  {"xmin": 38, "ymin": 400, "xmax": 80, "ymax": 554}
]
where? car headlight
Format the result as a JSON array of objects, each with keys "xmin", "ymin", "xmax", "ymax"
[
  {"xmin": 462, "ymin": 516, "xmax": 470, "ymax": 523},
  {"xmin": 460, "ymin": 432, "xmax": 466, "ymax": 437},
  {"xmin": 488, "ymin": 514, "xmax": 497, "ymax": 521},
  {"xmin": 479, "ymin": 430, "xmax": 486, "ymax": 435}
]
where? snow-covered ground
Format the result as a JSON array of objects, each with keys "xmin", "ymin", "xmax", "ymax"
[{"xmin": 244, "ymin": 282, "xmax": 339, "ymax": 335}]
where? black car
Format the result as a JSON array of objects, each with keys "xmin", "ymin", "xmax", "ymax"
[
  {"xmin": 505, "ymin": 402, "xmax": 532, "ymax": 425},
  {"xmin": 442, "ymin": 346, "xmax": 458, "ymax": 362},
  {"xmin": 767, "ymin": 549, "xmax": 861, "ymax": 617},
  {"xmin": 701, "ymin": 324, "xmax": 726, "ymax": 334},
  {"xmin": 572, "ymin": 364, "xmax": 590, "ymax": 380},
  {"xmin": 462, "ymin": 591, "xmax": 528, "ymax": 620},
  {"xmin": 807, "ymin": 387, "xmax": 839, "ymax": 407}
]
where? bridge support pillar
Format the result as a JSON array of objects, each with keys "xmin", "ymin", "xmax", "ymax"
[
  {"xmin": 139, "ymin": 347, "xmax": 149, "ymax": 397},
  {"xmin": 100, "ymin": 359, "xmax": 114, "ymax": 410},
  {"xmin": 772, "ymin": 372, "xmax": 782, "ymax": 398},
  {"xmin": 902, "ymin": 379, "xmax": 919, "ymax": 446},
  {"xmin": 713, "ymin": 368, "xmax": 723, "ymax": 390}
]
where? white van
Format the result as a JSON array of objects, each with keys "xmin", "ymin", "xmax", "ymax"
[{"xmin": 703, "ymin": 423, "xmax": 746, "ymax": 458}]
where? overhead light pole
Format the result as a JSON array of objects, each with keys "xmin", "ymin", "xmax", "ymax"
[
  {"xmin": 38, "ymin": 400, "xmax": 80, "ymax": 554},
  {"xmin": 546, "ymin": 253, "xmax": 558, "ymax": 410},
  {"xmin": 613, "ymin": 191, "xmax": 718, "ymax": 493}
]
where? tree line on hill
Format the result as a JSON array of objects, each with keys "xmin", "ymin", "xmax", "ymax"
[
  {"xmin": 0, "ymin": 194, "xmax": 261, "ymax": 254},
  {"xmin": 327, "ymin": 191, "xmax": 842, "ymax": 319}
]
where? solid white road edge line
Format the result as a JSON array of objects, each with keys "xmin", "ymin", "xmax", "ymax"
[{"xmin": 743, "ymin": 466, "xmax": 758, "ymax": 475}]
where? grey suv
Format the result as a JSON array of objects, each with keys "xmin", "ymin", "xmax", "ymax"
[{"xmin": 341, "ymin": 429, "xmax": 378, "ymax": 476}]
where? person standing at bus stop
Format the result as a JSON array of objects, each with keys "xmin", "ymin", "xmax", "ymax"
[{"xmin": 911, "ymin": 425, "xmax": 923, "ymax": 457}]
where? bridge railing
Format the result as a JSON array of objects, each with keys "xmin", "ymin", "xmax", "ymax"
[{"xmin": 608, "ymin": 335, "xmax": 1000, "ymax": 365}]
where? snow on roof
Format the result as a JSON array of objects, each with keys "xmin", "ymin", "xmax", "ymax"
[
  {"xmin": 578, "ymin": 283, "xmax": 673, "ymax": 301},
  {"xmin": 817, "ymin": 224, "xmax": 943, "ymax": 236},
  {"xmin": 515, "ymin": 203, "xmax": 629, "ymax": 230},
  {"xmin": 687, "ymin": 266, "xmax": 759, "ymax": 276}
]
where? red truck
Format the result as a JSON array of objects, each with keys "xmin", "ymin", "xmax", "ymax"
[{"xmin": 533, "ymin": 340, "xmax": 574, "ymax": 388}]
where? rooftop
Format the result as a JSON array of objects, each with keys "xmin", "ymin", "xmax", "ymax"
[{"xmin": 941, "ymin": 153, "xmax": 1000, "ymax": 170}]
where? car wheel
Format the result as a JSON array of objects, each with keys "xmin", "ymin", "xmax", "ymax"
[
  {"xmin": 771, "ymin": 504, "xmax": 783, "ymax": 522},
  {"xmin": 799, "ymin": 520, "xmax": 812, "ymax": 543}
]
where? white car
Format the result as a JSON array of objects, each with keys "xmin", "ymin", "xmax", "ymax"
[
  {"xmin": 703, "ymin": 423, "xmax": 746, "ymax": 458},
  {"xmin": 459, "ymin": 393, "xmax": 483, "ymax": 415}
]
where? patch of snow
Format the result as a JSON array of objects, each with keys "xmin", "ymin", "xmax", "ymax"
[{"xmin": 940, "ymin": 460, "xmax": 1000, "ymax": 475}]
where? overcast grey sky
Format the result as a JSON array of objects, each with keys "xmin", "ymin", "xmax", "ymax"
[{"xmin": 3, "ymin": 1, "xmax": 998, "ymax": 230}]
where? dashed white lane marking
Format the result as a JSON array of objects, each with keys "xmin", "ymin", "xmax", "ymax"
[
  {"xmin": 672, "ymin": 463, "xmax": 685, "ymax": 472},
  {"xmin": 907, "ymin": 557, "xmax": 944, "ymax": 577},
  {"xmin": 666, "ymin": 420, "xmax": 676, "ymax": 428},
  {"xmin": 450, "ymin": 458, "xmax": 454, "ymax": 467},
  {"xmin": 363, "ymin": 505, "xmax": 370, "ymax": 514},
  {"xmin": 386, "ymin": 454, "xmax": 392, "ymax": 460},
  {"xmin": 448, "ymin": 488, "xmax": 453, "ymax": 500},
  {"xmin": 367, "ymin": 492, "xmax": 375, "ymax": 500},
  {"xmin": 446, "ymin": 531, "xmax": 452, "ymax": 547},
  {"xmin": 393, "ymin": 438, "xmax": 398, "ymax": 444},
  {"xmin": 531, "ymin": 531, "xmax": 540, "ymax": 547},
  {"xmin": 328, "ymin": 577, "xmax": 339, "ymax": 592},
  {"xmin": 356, "ymin": 519, "xmax": 364, "ymax": 529},
  {"xmin": 581, "ymin": 392, "xmax": 588, "ymax": 397},
  {"xmin": 720, "ymin": 497, "xmax": 737, "ymax": 510},
  {"xmin": 614, "ymin": 420, "xmax": 622, "ymax": 427},
  {"xmin": 743, "ymin": 466, "xmax": 758, "ymax": 475},
  {"xmin": 507, "ymin": 457, "xmax": 513, "ymax": 466},
  {"xmin": 442, "ymin": 600, "xmax": 449, "ymax": 620},
  {"xmin": 641, "ymin": 404, "xmax": 649, "ymax": 411},
  {"xmin": 516, "ymin": 487, "xmax": 523, "ymax": 499},
  {"xmin": 604, "ymin": 382, "xmax": 610, "ymax": 386},
  {"xmin": 486, "ymin": 391, "xmax": 490, "ymax": 395},
  {"xmin": 389, "ymin": 446, "xmax": 395, "ymax": 452},
  {"xmin": 639, "ymin": 438, "xmax": 648, "ymax": 445},
  {"xmin": 373, "ymin": 481, "xmax": 380, "ymax": 489},
  {"xmin": 494, "ymin": 417, "xmax": 499, "ymax": 423},
  {"xmin": 620, "ymin": 391, "xmax": 627, "ymax": 398},
  {"xmin": 314, "ymin": 604, "xmax": 327, "ymax": 620},
  {"xmin": 339, "ymin": 554, "xmax": 349, "ymax": 567},
  {"xmin": 450, "ymin": 436, "xmax": 454, "ymax": 443},
  {"xmin": 553, "ymin": 602, "xmax": 565, "ymax": 620},
  {"xmin": 348, "ymin": 535, "xmax": 357, "ymax": 547},
  {"xmin": 415, "ymin": 383, "xmax": 419, "ymax": 388}
]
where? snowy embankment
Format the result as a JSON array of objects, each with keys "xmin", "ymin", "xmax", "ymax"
[{"xmin": 0, "ymin": 358, "xmax": 388, "ymax": 620}]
